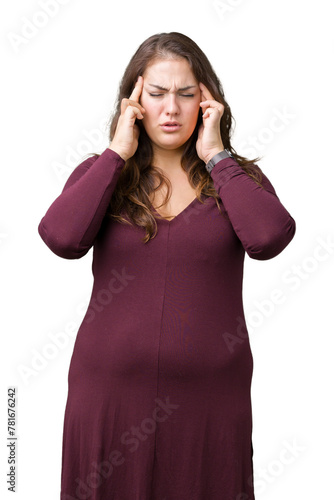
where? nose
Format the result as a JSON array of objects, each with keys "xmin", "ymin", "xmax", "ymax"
[{"xmin": 164, "ymin": 93, "xmax": 180, "ymax": 115}]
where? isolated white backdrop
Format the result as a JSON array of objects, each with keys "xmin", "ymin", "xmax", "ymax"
[{"xmin": 1, "ymin": 0, "xmax": 333, "ymax": 499}]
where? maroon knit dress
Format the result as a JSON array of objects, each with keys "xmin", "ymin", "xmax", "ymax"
[{"xmin": 38, "ymin": 147, "xmax": 296, "ymax": 500}]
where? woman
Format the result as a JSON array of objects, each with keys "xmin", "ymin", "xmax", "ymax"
[{"xmin": 38, "ymin": 32, "xmax": 296, "ymax": 500}]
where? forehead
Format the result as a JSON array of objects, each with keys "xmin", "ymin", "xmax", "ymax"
[{"xmin": 143, "ymin": 58, "xmax": 197, "ymax": 86}]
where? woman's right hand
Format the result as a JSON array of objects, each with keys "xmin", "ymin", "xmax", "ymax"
[{"xmin": 108, "ymin": 76, "xmax": 145, "ymax": 162}]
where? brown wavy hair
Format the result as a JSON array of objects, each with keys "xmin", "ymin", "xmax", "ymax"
[{"xmin": 92, "ymin": 32, "xmax": 263, "ymax": 243}]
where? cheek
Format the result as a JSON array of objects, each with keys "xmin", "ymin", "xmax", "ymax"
[
  {"xmin": 186, "ymin": 103, "xmax": 201, "ymax": 125},
  {"xmin": 140, "ymin": 92, "xmax": 155, "ymax": 110},
  {"xmin": 141, "ymin": 102, "xmax": 160, "ymax": 127}
]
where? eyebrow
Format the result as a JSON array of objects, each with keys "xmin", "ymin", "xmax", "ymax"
[{"xmin": 147, "ymin": 84, "xmax": 197, "ymax": 91}]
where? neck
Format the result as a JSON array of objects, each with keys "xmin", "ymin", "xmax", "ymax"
[{"xmin": 151, "ymin": 144, "xmax": 185, "ymax": 175}]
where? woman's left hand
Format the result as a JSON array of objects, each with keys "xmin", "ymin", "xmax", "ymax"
[{"xmin": 196, "ymin": 82, "xmax": 226, "ymax": 164}]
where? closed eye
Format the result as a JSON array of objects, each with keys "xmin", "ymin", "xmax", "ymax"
[{"xmin": 149, "ymin": 93, "xmax": 195, "ymax": 98}]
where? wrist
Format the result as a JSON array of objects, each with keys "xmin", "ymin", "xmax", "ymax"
[
  {"xmin": 205, "ymin": 149, "xmax": 235, "ymax": 174},
  {"xmin": 108, "ymin": 143, "xmax": 128, "ymax": 162},
  {"xmin": 205, "ymin": 148, "xmax": 225, "ymax": 164}
]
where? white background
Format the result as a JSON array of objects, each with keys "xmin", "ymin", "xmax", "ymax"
[{"xmin": 1, "ymin": 0, "xmax": 333, "ymax": 498}]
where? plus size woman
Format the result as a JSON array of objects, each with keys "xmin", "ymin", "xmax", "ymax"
[{"xmin": 38, "ymin": 32, "xmax": 296, "ymax": 500}]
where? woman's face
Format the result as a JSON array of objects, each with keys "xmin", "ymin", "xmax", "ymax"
[{"xmin": 139, "ymin": 58, "xmax": 201, "ymax": 152}]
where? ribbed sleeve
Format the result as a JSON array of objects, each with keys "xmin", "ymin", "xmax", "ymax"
[
  {"xmin": 38, "ymin": 148, "xmax": 125, "ymax": 259},
  {"xmin": 210, "ymin": 157, "xmax": 296, "ymax": 260}
]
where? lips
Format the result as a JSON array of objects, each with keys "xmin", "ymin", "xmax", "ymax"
[
  {"xmin": 160, "ymin": 121, "xmax": 182, "ymax": 132},
  {"xmin": 161, "ymin": 121, "xmax": 181, "ymax": 126}
]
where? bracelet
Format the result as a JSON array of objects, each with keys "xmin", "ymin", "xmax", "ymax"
[{"xmin": 205, "ymin": 149, "xmax": 235, "ymax": 174}]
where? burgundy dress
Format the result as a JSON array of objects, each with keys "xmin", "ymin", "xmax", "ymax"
[{"xmin": 38, "ymin": 147, "xmax": 296, "ymax": 500}]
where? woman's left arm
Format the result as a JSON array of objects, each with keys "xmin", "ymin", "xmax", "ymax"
[
  {"xmin": 210, "ymin": 157, "xmax": 296, "ymax": 260},
  {"xmin": 197, "ymin": 82, "xmax": 296, "ymax": 260}
]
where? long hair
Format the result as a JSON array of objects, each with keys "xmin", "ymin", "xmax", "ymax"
[{"xmin": 93, "ymin": 32, "xmax": 263, "ymax": 243}]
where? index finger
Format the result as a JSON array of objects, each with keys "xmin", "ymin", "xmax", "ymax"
[
  {"xmin": 199, "ymin": 82, "xmax": 214, "ymax": 102},
  {"xmin": 129, "ymin": 75, "xmax": 144, "ymax": 102}
]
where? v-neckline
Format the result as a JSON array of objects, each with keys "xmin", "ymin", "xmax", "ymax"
[{"xmin": 150, "ymin": 196, "xmax": 201, "ymax": 224}]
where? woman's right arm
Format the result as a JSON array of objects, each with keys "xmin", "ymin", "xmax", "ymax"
[
  {"xmin": 38, "ymin": 76, "xmax": 145, "ymax": 259},
  {"xmin": 38, "ymin": 148, "xmax": 125, "ymax": 259}
]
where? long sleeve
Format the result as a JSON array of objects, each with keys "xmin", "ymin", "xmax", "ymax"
[
  {"xmin": 210, "ymin": 156, "xmax": 296, "ymax": 260},
  {"xmin": 38, "ymin": 147, "xmax": 125, "ymax": 259}
]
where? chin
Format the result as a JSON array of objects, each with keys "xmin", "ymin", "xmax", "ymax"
[
  {"xmin": 159, "ymin": 142, "xmax": 186, "ymax": 151},
  {"xmin": 157, "ymin": 135, "xmax": 191, "ymax": 149}
]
